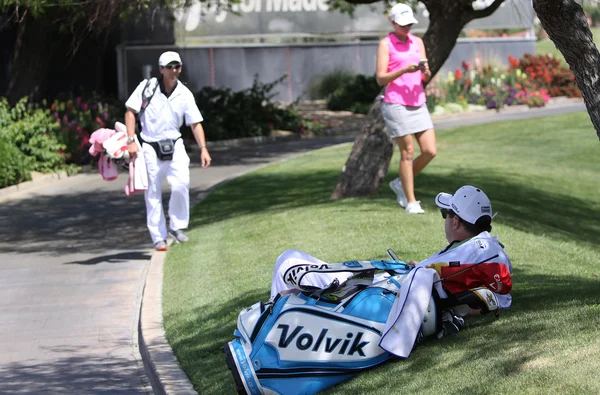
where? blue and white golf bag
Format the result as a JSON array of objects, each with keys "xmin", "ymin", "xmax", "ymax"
[{"xmin": 223, "ymin": 258, "xmax": 444, "ymax": 395}]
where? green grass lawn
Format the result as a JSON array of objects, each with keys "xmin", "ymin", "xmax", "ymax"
[
  {"xmin": 536, "ymin": 27, "xmax": 600, "ymax": 63},
  {"xmin": 163, "ymin": 111, "xmax": 600, "ymax": 394}
]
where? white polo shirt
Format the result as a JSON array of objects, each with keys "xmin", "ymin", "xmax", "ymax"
[{"xmin": 125, "ymin": 79, "xmax": 203, "ymax": 142}]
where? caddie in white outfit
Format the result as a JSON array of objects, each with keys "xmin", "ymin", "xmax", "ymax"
[
  {"xmin": 124, "ymin": 51, "xmax": 212, "ymax": 251},
  {"xmin": 270, "ymin": 185, "xmax": 513, "ymax": 310}
]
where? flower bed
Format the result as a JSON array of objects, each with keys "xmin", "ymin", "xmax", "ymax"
[{"xmin": 426, "ymin": 53, "xmax": 580, "ymax": 114}]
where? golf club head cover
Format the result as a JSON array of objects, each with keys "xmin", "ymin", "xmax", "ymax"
[{"xmin": 448, "ymin": 287, "xmax": 500, "ymax": 315}]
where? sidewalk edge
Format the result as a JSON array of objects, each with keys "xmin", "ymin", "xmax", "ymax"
[{"xmin": 138, "ymin": 249, "xmax": 197, "ymax": 395}]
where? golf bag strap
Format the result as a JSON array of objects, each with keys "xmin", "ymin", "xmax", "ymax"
[{"xmin": 136, "ymin": 78, "xmax": 159, "ymax": 134}]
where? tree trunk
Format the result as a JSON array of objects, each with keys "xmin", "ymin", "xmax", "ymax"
[
  {"xmin": 5, "ymin": 14, "xmax": 57, "ymax": 104},
  {"xmin": 533, "ymin": 0, "xmax": 600, "ymax": 140},
  {"xmin": 331, "ymin": 98, "xmax": 394, "ymax": 199},
  {"xmin": 421, "ymin": 2, "xmax": 473, "ymax": 80}
]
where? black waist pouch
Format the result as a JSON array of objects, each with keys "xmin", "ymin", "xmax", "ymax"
[{"xmin": 147, "ymin": 138, "xmax": 179, "ymax": 161}]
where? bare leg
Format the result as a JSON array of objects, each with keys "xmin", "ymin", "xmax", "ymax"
[
  {"xmin": 413, "ymin": 128, "xmax": 437, "ymax": 176},
  {"xmin": 394, "ymin": 135, "xmax": 416, "ymax": 204}
]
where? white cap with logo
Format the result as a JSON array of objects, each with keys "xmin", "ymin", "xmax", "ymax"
[
  {"xmin": 435, "ymin": 185, "xmax": 493, "ymax": 225},
  {"xmin": 158, "ymin": 51, "xmax": 182, "ymax": 67},
  {"xmin": 390, "ymin": 3, "xmax": 419, "ymax": 26}
]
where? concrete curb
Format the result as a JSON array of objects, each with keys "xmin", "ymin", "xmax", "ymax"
[{"xmin": 138, "ymin": 248, "xmax": 197, "ymax": 395}]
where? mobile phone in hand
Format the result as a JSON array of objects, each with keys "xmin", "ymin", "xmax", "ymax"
[{"xmin": 418, "ymin": 59, "xmax": 428, "ymax": 69}]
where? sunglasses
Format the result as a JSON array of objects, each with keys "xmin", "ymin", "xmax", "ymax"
[
  {"xmin": 163, "ymin": 64, "xmax": 181, "ymax": 70},
  {"xmin": 440, "ymin": 209, "xmax": 454, "ymax": 219}
]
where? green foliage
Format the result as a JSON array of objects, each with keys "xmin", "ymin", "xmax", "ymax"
[
  {"xmin": 326, "ymin": 74, "xmax": 381, "ymax": 114},
  {"xmin": 0, "ymin": 97, "xmax": 66, "ymax": 173},
  {"xmin": 308, "ymin": 69, "xmax": 355, "ymax": 100},
  {"xmin": 190, "ymin": 76, "xmax": 305, "ymax": 141},
  {"xmin": 48, "ymin": 95, "xmax": 123, "ymax": 164},
  {"xmin": 0, "ymin": 137, "xmax": 31, "ymax": 189},
  {"xmin": 582, "ymin": 4, "xmax": 600, "ymax": 26}
]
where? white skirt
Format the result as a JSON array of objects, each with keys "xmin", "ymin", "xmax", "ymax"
[{"xmin": 381, "ymin": 102, "xmax": 433, "ymax": 138}]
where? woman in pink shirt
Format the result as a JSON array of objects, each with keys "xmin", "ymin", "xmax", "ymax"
[{"xmin": 376, "ymin": 3, "xmax": 436, "ymax": 215}]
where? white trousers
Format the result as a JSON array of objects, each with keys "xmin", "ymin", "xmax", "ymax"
[{"xmin": 142, "ymin": 139, "xmax": 190, "ymax": 244}]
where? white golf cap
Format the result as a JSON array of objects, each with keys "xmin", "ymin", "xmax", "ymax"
[
  {"xmin": 435, "ymin": 185, "xmax": 492, "ymax": 225},
  {"xmin": 390, "ymin": 3, "xmax": 418, "ymax": 26},
  {"xmin": 158, "ymin": 51, "xmax": 182, "ymax": 67}
]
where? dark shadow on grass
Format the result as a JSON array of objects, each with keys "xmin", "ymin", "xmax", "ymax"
[
  {"xmin": 164, "ymin": 288, "xmax": 270, "ymax": 395},
  {"xmin": 415, "ymin": 170, "xmax": 600, "ymax": 248},
  {"xmin": 322, "ymin": 268, "xmax": 600, "ymax": 394},
  {"xmin": 166, "ymin": 269, "xmax": 599, "ymax": 394},
  {"xmin": 188, "ymin": 169, "xmax": 353, "ymax": 229},
  {"xmin": 188, "ymin": 166, "xmax": 600, "ymax": 250}
]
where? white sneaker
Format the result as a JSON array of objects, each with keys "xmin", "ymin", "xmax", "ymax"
[
  {"xmin": 405, "ymin": 201, "xmax": 425, "ymax": 214},
  {"xmin": 389, "ymin": 178, "xmax": 408, "ymax": 208}
]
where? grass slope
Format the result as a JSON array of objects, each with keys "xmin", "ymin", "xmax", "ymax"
[{"xmin": 163, "ymin": 111, "xmax": 600, "ymax": 395}]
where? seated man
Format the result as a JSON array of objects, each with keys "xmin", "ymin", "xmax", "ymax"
[{"xmin": 270, "ymin": 185, "xmax": 512, "ymax": 310}]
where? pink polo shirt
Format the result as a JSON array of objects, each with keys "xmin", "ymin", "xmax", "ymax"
[{"xmin": 383, "ymin": 33, "xmax": 426, "ymax": 106}]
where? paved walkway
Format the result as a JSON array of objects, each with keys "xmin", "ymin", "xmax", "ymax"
[{"xmin": 0, "ymin": 99, "xmax": 586, "ymax": 393}]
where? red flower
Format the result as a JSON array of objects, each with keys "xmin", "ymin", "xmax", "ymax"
[{"xmin": 455, "ymin": 68, "xmax": 463, "ymax": 81}]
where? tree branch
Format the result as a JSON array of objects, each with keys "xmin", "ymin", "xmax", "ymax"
[
  {"xmin": 471, "ymin": 0, "xmax": 506, "ymax": 19},
  {"xmin": 342, "ymin": 0, "xmax": 383, "ymax": 4}
]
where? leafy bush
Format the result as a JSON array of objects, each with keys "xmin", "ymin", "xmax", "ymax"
[
  {"xmin": 326, "ymin": 74, "xmax": 380, "ymax": 114},
  {"xmin": 0, "ymin": 97, "xmax": 66, "ymax": 173},
  {"xmin": 0, "ymin": 137, "xmax": 31, "ymax": 188},
  {"xmin": 308, "ymin": 70, "xmax": 356, "ymax": 100},
  {"xmin": 515, "ymin": 53, "xmax": 581, "ymax": 98},
  {"xmin": 48, "ymin": 94, "xmax": 123, "ymax": 164},
  {"xmin": 190, "ymin": 76, "xmax": 305, "ymax": 141}
]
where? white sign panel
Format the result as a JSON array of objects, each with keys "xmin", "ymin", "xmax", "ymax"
[{"xmin": 174, "ymin": 0, "xmax": 534, "ymax": 42}]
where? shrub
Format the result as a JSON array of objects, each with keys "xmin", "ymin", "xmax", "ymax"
[
  {"xmin": 515, "ymin": 53, "xmax": 581, "ymax": 98},
  {"xmin": 326, "ymin": 74, "xmax": 381, "ymax": 114},
  {"xmin": 48, "ymin": 94, "xmax": 123, "ymax": 164},
  {"xmin": 0, "ymin": 137, "xmax": 31, "ymax": 188},
  {"xmin": 308, "ymin": 70, "xmax": 356, "ymax": 100},
  {"xmin": 0, "ymin": 97, "xmax": 66, "ymax": 173},
  {"xmin": 190, "ymin": 76, "xmax": 306, "ymax": 141}
]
